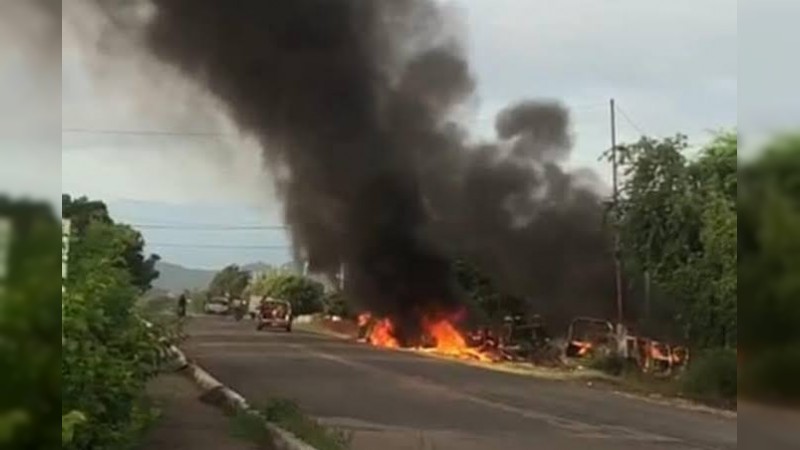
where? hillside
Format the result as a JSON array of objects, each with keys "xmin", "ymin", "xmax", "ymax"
[
  {"xmin": 152, "ymin": 261, "xmax": 216, "ymax": 293},
  {"xmin": 152, "ymin": 261, "xmax": 285, "ymax": 293}
]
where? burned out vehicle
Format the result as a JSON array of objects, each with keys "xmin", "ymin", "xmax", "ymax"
[
  {"xmin": 565, "ymin": 316, "xmax": 690, "ymax": 375},
  {"xmin": 565, "ymin": 317, "xmax": 617, "ymax": 358},
  {"xmin": 256, "ymin": 298, "xmax": 293, "ymax": 332}
]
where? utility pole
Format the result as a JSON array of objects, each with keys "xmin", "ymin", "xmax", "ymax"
[
  {"xmin": 610, "ymin": 99, "xmax": 625, "ymax": 333},
  {"xmin": 62, "ymin": 220, "xmax": 71, "ymax": 294}
]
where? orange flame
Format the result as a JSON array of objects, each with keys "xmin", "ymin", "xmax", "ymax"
[
  {"xmin": 360, "ymin": 311, "xmax": 493, "ymax": 362},
  {"xmin": 423, "ymin": 316, "xmax": 493, "ymax": 362},
  {"xmin": 573, "ymin": 341, "xmax": 593, "ymax": 357},
  {"xmin": 368, "ymin": 318, "xmax": 399, "ymax": 348}
]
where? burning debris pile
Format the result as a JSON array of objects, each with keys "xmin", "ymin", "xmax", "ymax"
[
  {"xmin": 358, "ymin": 311, "xmax": 498, "ymax": 362},
  {"xmin": 85, "ymin": 0, "xmax": 616, "ymax": 345},
  {"xmin": 356, "ymin": 311, "xmax": 565, "ymax": 366}
]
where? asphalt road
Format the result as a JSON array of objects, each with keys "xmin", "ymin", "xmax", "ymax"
[{"xmin": 184, "ymin": 315, "xmax": 737, "ymax": 450}]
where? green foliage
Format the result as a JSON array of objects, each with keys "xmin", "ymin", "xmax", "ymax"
[
  {"xmin": 208, "ymin": 264, "xmax": 251, "ymax": 299},
  {"xmin": 739, "ymin": 136, "xmax": 800, "ymax": 351},
  {"xmin": 62, "ymin": 195, "xmax": 160, "ymax": 292},
  {"xmin": 740, "ymin": 345, "xmax": 800, "ymax": 405},
  {"xmin": 62, "ymin": 411, "xmax": 87, "ymax": 445},
  {"xmin": 0, "ymin": 411, "xmax": 30, "ymax": 444},
  {"xmin": 738, "ymin": 134, "xmax": 800, "ymax": 404},
  {"xmin": 323, "ymin": 291, "xmax": 352, "ymax": 318},
  {"xmin": 613, "ymin": 132, "xmax": 737, "ymax": 348},
  {"xmin": 0, "ymin": 199, "xmax": 62, "ymax": 449},
  {"xmin": 261, "ymin": 399, "xmax": 351, "ymax": 450},
  {"xmin": 453, "ymin": 259, "xmax": 525, "ymax": 324},
  {"xmin": 61, "ymin": 203, "xmax": 167, "ymax": 449},
  {"xmin": 680, "ymin": 348, "xmax": 737, "ymax": 404},
  {"xmin": 230, "ymin": 411, "xmax": 278, "ymax": 449},
  {"xmin": 251, "ymin": 273, "xmax": 325, "ymax": 315}
]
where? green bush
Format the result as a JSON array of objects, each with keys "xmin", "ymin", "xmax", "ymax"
[
  {"xmin": 740, "ymin": 345, "xmax": 800, "ymax": 405},
  {"xmin": 680, "ymin": 349, "xmax": 737, "ymax": 403},
  {"xmin": 61, "ymin": 211, "xmax": 167, "ymax": 449},
  {"xmin": 0, "ymin": 199, "xmax": 62, "ymax": 450},
  {"xmin": 262, "ymin": 399, "xmax": 351, "ymax": 450}
]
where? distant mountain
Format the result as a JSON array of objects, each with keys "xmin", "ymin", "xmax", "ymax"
[
  {"xmin": 242, "ymin": 262, "xmax": 275, "ymax": 274},
  {"xmin": 152, "ymin": 261, "xmax": 287, "ymax": 293},
  {"xmin": 152, "ymin": 261, "xmax": 216, "ymax": 293}
]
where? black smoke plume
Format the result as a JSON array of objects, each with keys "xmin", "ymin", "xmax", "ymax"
[{"xmin": 98, "ymin": 0, "xmax": 616, "ymax": 339}]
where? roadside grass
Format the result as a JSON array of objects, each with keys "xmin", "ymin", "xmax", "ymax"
[
  {"xmin": 230, "ymin": 410, "xmax": 279, "ymax": 450},
  {"xmin": 260, "ymin": 399, "xmax": 352, "ymax": 450},
  {"xmin": 586, "ymin": 353, "xmax": 737, "ymax": 411},
  {"xmin": 229, "ymin": 396, "xmax": 352, "ymax": 450}
]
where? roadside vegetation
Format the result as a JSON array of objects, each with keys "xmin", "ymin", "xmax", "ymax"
[
  {"xmin": 0, "ymin": 199, "xmax": 61, "ymax": 450},
  {"xmin": 738, "ymin": 134, "xmax": 800, "ymax": 406},
  {"xmin": 446, "ymin": 131, "xmax": 796, "ymax": 410},
  {"xmin": 590, "ymin": 131, "xmax": 798, "ymax": 408},
  {"xmin": 208, "ymin": 264, "xmax": 252, "ymax": 299},
  {"xmin": 61, "ymin": 195, "xmax": 171, "ymax": 450},
  {"xmin": 230, "ymin": 410, "xmax": 279, "ymax": 450},
  {"xmin": 230, "ymin": 399, "xmax": 351, "ymax": 450},
  {"xmin": 608, "ymin": 132, "xmax": 738, "ymax": 405},
  {"xmin": 261, "ymin": 399, "xmax": 352, "ymax": 450},
  {"xmin": 249, "ymin": 272, "xmax": 327, "ymax": 315}
]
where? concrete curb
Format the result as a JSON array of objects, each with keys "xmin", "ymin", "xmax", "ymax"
[{"xmin": 170, "ymin": 345, "xmax": 319, "ymax": 450}]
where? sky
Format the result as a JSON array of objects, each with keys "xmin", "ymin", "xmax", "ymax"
[{"xmin": 3, "ymin": 0, "xmax": 770, "ymax": 270}]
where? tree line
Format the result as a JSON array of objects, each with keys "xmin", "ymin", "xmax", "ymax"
[
  {"xmin": 207, "ymin": 264, "xmax": 330, "ymax": 316},
  {"xmin": 61, "ymin": 195, "xmax": 168, "ymax": 449}
]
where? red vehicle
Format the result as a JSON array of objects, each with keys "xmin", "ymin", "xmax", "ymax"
[{"xmin": 256, "ymin": 299, "xmax": 293, "ymax": 332}]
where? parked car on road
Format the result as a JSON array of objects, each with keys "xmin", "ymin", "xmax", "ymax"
[
  {"xmin": 256, "ymin": 298, "xmax": 293, "ymax": 332},
  {"xmin": 204, "ymin": 297, "xmax": 230, "ymax": 315}
]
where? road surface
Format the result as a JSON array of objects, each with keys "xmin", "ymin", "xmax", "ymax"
[{"xmin": 183, "ymin": 315, "xmax": 737, "ymax": 450}]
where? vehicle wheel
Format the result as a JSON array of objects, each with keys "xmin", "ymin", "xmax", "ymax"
[
  {"xmin": 286, "ymin": 324, "xmax": 292, "ymax": 333},
  {"xmin": 257, "ymin": 324, "xmax": 264, "ymax": 331}
]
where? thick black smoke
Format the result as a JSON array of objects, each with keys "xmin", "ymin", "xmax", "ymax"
[{"xmin": 126, "ymin": 0, "xmax": 614, "ymax": 337}]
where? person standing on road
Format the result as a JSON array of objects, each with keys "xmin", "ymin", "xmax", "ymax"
[{"xmin": 177, "ymin": 293, "xmax": 188, "ymax": 318}]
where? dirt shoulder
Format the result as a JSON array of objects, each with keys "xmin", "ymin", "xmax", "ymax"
[{"xmin": 141, "ymin": 373, "xmax": 268, "ymax": 450}]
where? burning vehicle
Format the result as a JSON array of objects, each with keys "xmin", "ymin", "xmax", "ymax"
[{"xmin": 565, "ymin": 317, "xmax": 617, "ymax": 358}]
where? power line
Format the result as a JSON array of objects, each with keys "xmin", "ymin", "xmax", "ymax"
[
  {"xmin": 62, "ymin": 128, "xmax": 238, "ymax": 139},
  {"xmin": 147, "ymin": 242, "xmax": 291, "ymax": 250},
  {"xmin": 614, "ymin": 104, "xmax": 648, "ymax": 137},
  {"xmin": 131, "ymin": 223, "xmax": 288, "ymax": 231}
]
